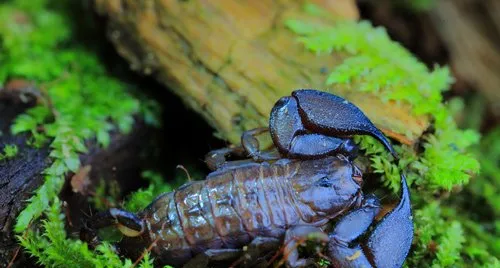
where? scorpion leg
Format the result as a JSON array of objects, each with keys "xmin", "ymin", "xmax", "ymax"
[
  {"xmin": 240, "ymin": 127, "xmax": 281, "ymax": 162},
  {"xmin": 205, "ymin": 128, "xmax": 280, "ymax": 171},
  {"xmin": 327, "ymin": 175, "xmax": 413, "ymax": 267},
  {"xmin": 185, "ymin": 237, "xmax": 281, "ymax": 268},
  {"xmin": 282, "ymin": 226, "xmax": 330, "ymax": 268},
  {"xmin": 204, "ymin": 146, "xmax": 247, "ymax": 171},
  {"xmin": 231, "ymin": 237, "xmax": 281, "ymax": 268},
  {"xmin": 182, "ymin": 248, "xmax": 242, "ymax": 268}
]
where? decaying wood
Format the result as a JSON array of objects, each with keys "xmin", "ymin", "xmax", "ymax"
[
  {"xmin": 0, "ymin": 101, "xmax": 48, "ymax": 267},
  {"xmin": 430, "ymin": 0, "xmax": 500, "ymax": 116},
  {"xmin": 93, "ymin": 0, "xmax": 429, "ymax": 146},
  {"xmin": 0, "ymin": 99, "xmax": 156, "ymax": 266}
]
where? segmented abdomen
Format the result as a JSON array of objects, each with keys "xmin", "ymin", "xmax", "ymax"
[{"xmin": 141, "ymin": 159, "xmax": 309, "ymax": 263}]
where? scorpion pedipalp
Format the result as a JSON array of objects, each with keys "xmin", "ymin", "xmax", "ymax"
[
  {"xmin": 328, "ymin": 174, "xmax": 413, "ymax": 268},
  {"xmin": 268, "ymin": 89, "xmax": 398, "ymax": 160},
  {"xmin": 292, "ymin": 89, "xmax": 398, "ymax": 159}
]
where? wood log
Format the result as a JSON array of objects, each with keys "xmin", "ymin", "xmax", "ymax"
[
  {"xmin": 93, "ymin": 0, "xmax": 429, "ymax": 145},
  {"xmin": 0, "ymin": 98, "xmax": 156, "ymax": 267}
]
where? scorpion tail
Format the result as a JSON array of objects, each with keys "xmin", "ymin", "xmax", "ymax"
[
  {"xmin": 80, "ymin": 208, "xmax": 145, "ymax": 250},
  {"xmin": 365, "ymin": 173, "xmax": 414, "ymax": 268}
]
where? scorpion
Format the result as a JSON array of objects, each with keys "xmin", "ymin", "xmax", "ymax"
[{"xmin": 81, "ymin": 89, "xmax": 414, "ymax": 267}]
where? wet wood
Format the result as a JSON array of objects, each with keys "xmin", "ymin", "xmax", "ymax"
[{"xmin": 93, "ymin": 0, "xmax": 430, "ymax": 145}]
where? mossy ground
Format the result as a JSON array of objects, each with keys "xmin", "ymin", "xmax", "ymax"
[{"xmin": 1, "ymin": 1, "xmax": 498, "ymax": 267}]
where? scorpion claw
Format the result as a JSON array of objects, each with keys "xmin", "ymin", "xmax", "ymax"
[
  {"xmin": 183, "ymin": 249, "xmax": 242, "ymax": 268},
  {"xmin": 268, "ymin": 89, "xmax": 397, "ymax": 160},
  {"xmin": 269, "ymin": 95, "xmax": 359, "ymax": 159},
  {"xmin": 328, "ymin": 196, "xmax": 380, "ymax": 267},
  {"xmin": 328, "ymin": 175, "xmax": 413, "ymax": 267},
  {"xmin": 269, "ymin": 96, "xmax": 306, "ymax": 154},
  {"xmin": 291, "ymin": 89, "xmax": 398, "ymax": 159},
  {"xmin": 365, "ymin": 174, "xmax": 413, "ymax": 268}
]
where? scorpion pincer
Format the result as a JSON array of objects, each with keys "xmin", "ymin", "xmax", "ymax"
[{"xmin": 81, "ymin": 89, "xmax": 414, "ymax": 267}]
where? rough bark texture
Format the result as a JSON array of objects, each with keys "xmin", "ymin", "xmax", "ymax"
[
  {"xmin": 0, "ymin": 101, "xmax": 50, "ymax": 267},
  {"xmin": 93, "ymin": 0, "xmax": 429, "ymax": 146},
  {"xmin": 430, "ymin": 0, "xmax": 500, "ymax": 116},
  {"xmin": 0, "ymin": 99, "xmax": 156, "ymax": 266}
]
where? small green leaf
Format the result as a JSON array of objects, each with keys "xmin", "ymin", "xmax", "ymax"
[
  {"xmin": 117, "ymin": 115, "xmax": 134, "ymax": 134},
  {"xmin": 2, "ymin": 144, "xmax": 18, "ymax": 158},
  {"xmin": 64, "ymin": 156, "xmax": 80, "ymax": 172},
  {"xmin": 71, "ymin": 136, "xmax": 87, "ymax": 153},
  {"xmin": 11, "ymin": 114, "xmax": 37, "ymax": 134},
  {"xmin": 96, "ymin": 129, "xmax": 110, "ymax": 148},
  {"xmin": 44, "ymin": 160, "xmax": 67, "ymax": 176}
]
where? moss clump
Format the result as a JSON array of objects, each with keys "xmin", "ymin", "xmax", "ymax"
[
  {"xmin": 1, "ymin": 0, "xmax": 161, "ymax": 266},
  {"xmin": 19, "ymin": 198, "xmax": 154, "ymax": 268},
  {"xmin": 285, "ymin": 3, "xmax": 494, "ymax": 267},
  {"xmin": 124, "ymin": 170, "xmax": 176, "ymax": 213},
  {"xmin": 0, "ymin": 144, "xmax": 19, "ymax": 160}
]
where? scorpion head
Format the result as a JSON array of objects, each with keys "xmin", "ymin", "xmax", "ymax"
[{"xmin": 291, "ymin": 156, "xmax": 363, "ymax": 221}]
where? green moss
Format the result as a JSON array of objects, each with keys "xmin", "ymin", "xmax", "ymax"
[
  {"xmin": 19, "ymin": 198, "xmax": 137, "ymax": 267},
  {"xmin": 124, "ymin": 171, "xmax": 176, "ymax": 213},
  {"xmin": 1, "ymin": 0, "xmax": 160, "ymax": 266},
  {"xmin": 0, "ymin": 144, "xmax": 19, "ymax": 159},
  {"xmin": 285, "ymin": 3, "xmax": 492, "ymax": 267}
]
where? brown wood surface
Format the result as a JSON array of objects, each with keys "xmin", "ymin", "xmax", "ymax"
[{"xmin": 93, "ymin": 0, "xmax": 429, "ymax": 146}]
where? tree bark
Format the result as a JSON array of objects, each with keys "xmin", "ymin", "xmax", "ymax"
[
  {"xmin": 0, "ymin": 99, "xmax": 156, "ymax": 267},
  {"xmin": 93, "ymin": 0, "xmax": 429, "ymax": 146},
  {"xmin": 0, "ymin": 101, "xmax": 49, "ymax": 267}
]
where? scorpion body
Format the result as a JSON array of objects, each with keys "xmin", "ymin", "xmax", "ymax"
[
  {"xmin": 116, "ymin": 157, "xmax": 362, "ymax": 267},
  {"xmin": 82, "ymin": 89, "xmax": 414, "ymax": 267}
]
